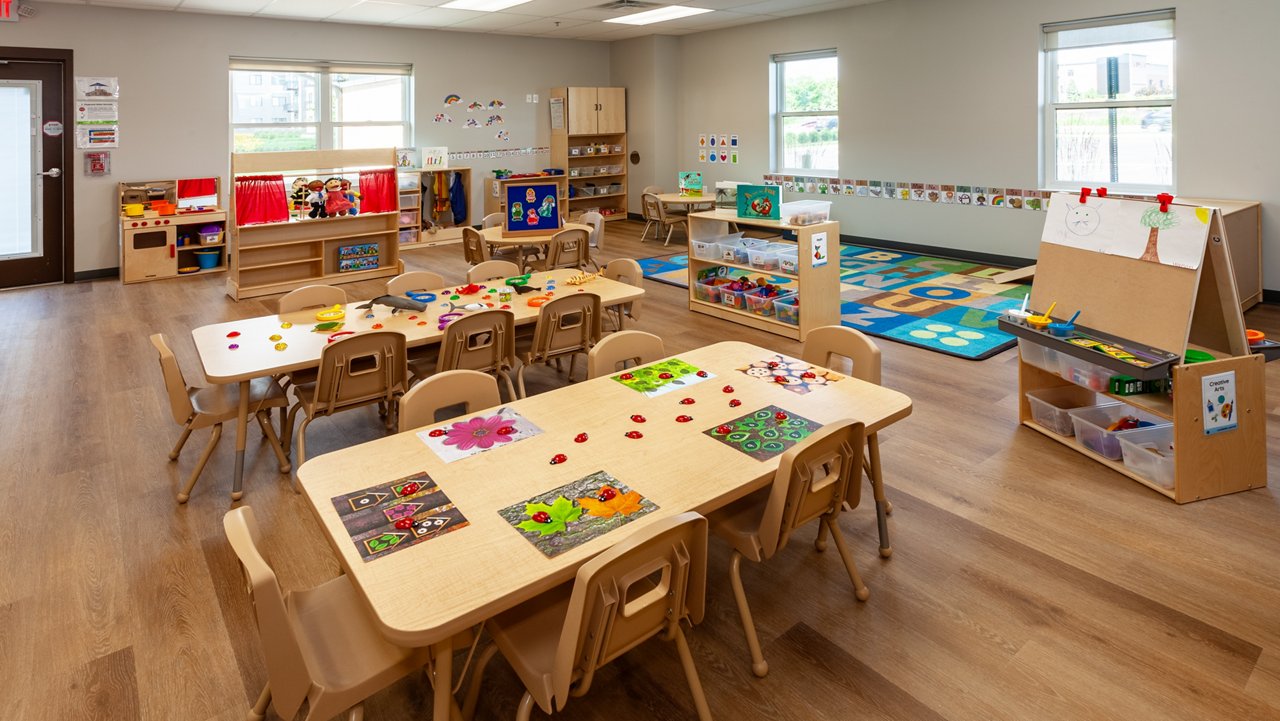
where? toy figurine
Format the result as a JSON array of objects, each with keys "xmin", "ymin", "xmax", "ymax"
[
  {"xmin": 341, "ymin": 179, "xmax": 360, "ymax": 215},
  {"xmin": 324, "ymin": 177, "xmax": 354, "ymax": 217},
  {"xmin": 290, "ymin": 177, "xmax": 309, "ymax": 217},
  {"xmin": 305, "ymin": 179, "xmax": 327, "ymax": 219}
]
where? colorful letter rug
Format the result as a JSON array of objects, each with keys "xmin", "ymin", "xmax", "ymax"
[
  {"xmin": 638, "ymin": 246, "xmax": 1029, "ymax": 360},
  {"xmin": 738, "ymin": 353, "xmax": 844, "ymax": 395},
  {"xmin": 331, "ymin": 472, "xmax": 470, "ymax": 561},
  {"xmin": 417, "ymin": 407, "xmax": 543, "ymax": 463},
  {"xmin": 704, "ymin": 405, "xmax": 823, "ymax": 461},
  {"xmin": 611, "ymin": 358, "xmax": 714, "ymax": 397},
  {"xmin": 498, "ymin": 470, "xmax": 659, "ymax": 558}
]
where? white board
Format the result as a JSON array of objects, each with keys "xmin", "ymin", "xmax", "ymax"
[{"xmin": 1041, "ymin": 191, "xmax": 1211, "ymax": 270}]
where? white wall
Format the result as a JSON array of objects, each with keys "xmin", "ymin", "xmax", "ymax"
[
  {"xmin": 674, "ymin": 0, "xmax": 1280, "ymax": 289},
  {"xmin": 7, "ymin": 4, "xmax": 611, "ymax": 272}
]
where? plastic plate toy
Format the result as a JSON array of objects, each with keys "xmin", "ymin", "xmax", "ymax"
[{"xmin": 315, "ymin": 304, "xmax": 346, "ymax": 322}]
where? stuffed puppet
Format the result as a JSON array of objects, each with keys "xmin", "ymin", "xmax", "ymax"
[
  {"xmin": 306, "ymin": 179, "xmax": 327, "ymax": 219},
  {"xmin": 290, "ymin": 177, "xmax": 309, "ymax": 216},
  {"xmin": 340, "ymin": 179, "xmax": 360, "ymax": 216},
  {"xmin": 324, "ymin": 177, "xmax": 354, "ymax": 217}
]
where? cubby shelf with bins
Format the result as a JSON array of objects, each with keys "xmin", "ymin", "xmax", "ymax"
[
  {"xmin": 119, "ymin": 178, "xmax": 227, "ymax": 284},
  {"xmin": 549, "ymin": 86, "xmax": 628, "ymax": 222},
  {"xmin": 227, "ymin": 148, "xmax": 403, "ymax": 300},
  {"xmin": 685, "ymin": 209, "xmax": 839, "ymax": 341},
  {"xmin": 397, "ymin": 167, "xmax": 472, "ymax": 248}
]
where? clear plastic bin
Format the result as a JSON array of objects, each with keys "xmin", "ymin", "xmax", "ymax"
[
  {"xmin": 1018, "ymin": 340, "xmax": 1060, "ymax": 373},
  {"xmin": 743, "ymin": 288, "xmax": 785, "ymax": 317},
  {"xmin": 780, "ymin": 199, "xmax": 831, "ymax": 225},
  {"xmin": 778, "ymin": 248, "xmax": 799, "ymax": 274},
  {"xmin": 1058, "ymin": 353, "xmax": 1114, "ymax": 392},
  {"xmin": 568, "ymin": 167, "xmax": 582, "ymax": 177},
  {"xmin": 1025, "ymin": 386, "xmax": 1097, "ymax": 437},
  {"xmin": 691, "ymin": 239, "xmax": 721, "ymax": 261},
  {"xmin": 718, "ymin": 237, "xmax": 768, "ymax": 264},
  {"xmin": 569, "ymin": 146, "xmax": 584, "ymax": 156},
  {"xmin": 694, "ymin": 277, "xmax": 726, "ymax": 303},
  {"xmin": 720, "ymin": 286, "xmax": 750, "ymax": 310},
  {"xmin": 1068, "ymin": 403, "xmax": 1170, "ymax": 460},
  {"xmin": 1118, "ymin": 425, "xmax": 1176, "ymax": 489},
  {"xmin": 398, "ymin": 228, "xmax": 417, "ymax": 245},
  {"xmin": 612, "ymin": 144, "xmax": 624, "ymax": 153},
  {"xmin": 774, "ymin": 294, "xmax": 800, "ymax": 325}
]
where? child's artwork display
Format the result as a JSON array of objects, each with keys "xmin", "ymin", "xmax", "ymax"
[
  {"xmin": 498, "ymin": 470, "xmax": 659, "ymax": 558},
  {"xmin": 737, "ymin": 184, "xmax": 780, "ymax": 220},
  {"xmin": 678, "ymin": 171, "xmax": 703, "ymax": 197},
  {"xmin": 417, "ymin": 407, "xmax": 543, "ymax": 463},
  {"xmin": 503, "ymin": 181, "xmax": 562, "ymax": 237},
  {"xmin": 737, "ymin": 353, "xmax": 844, "ymax": 395},
  {"xmin": 704, "ymin": 405, "xmax": 823, "ymax": 461},
  {"xmin": 1041, "ymin": 191, "xmax": 1210, "ymax": 270},
  {"xmin": 331, "ymin": 472, "xmax": 469, "ymax": 561},
  {"xmin": 611, "ymin": 358, "xmax": 714, "ymax": 397}
]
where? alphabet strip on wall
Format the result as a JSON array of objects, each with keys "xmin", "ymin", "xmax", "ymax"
[
  {"xmin": 449, "ymin": 146, "xmax": 549, "ymax": 161},
  {"xmin": 761, "ymin": 174, "xmax": 1052, "ymax": 211}
]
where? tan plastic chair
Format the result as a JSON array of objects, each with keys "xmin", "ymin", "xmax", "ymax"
[
  {"xmin": 640, "ymin": 192, "xmax": 664, "ymax": 242},
  {"xmin": 516, "ymin": 293, "xmax": 601, "ymax": 398},
  {"xmin": 152, "ymin": 333, "xmax": 290, "ymax": 503},
  {"xmin": 386, "ymin": 271, "xmax": 445, "ymax": 297},
  {"xmin": 467, "ymin": 259, "xmax": 520, "ymax": 284},
  {"xmin": 434, "ymin": 309, "xmax": 519, "ymax": 401},
  {"xmin": 708, "ymin": 419, "xmax": 869, "ymax": 678},
  {"xmin": 398, "ymin": 369, "xmax": 502, "ymax": 432},
  {"xmin": 467, "ymin": 511, "xmax": 712, "ymax": 721},
  {"xmin": 284, "ymin": 331, "xmax": 407, "ymax": 487},
  {"xmin": 603, "ymin": 258, "xmax": 643, "ymax": 331},
  {"xmin": 279, "ymin": 284, "xmax": 347, "ymax": 313},
  {"xmin": 462, "ymin": 226, "xmax": 491, "ymax": 265},
  {"xmin": 482, "ymin": 212, "xmax": 504, "ymax": 229},
  {"xmin": 580, "ymin": 211, "xmax": 605, "ymax": 271},
  {"xmin": 532, "ymin": 227, "xmax": 591, "ymax": 272},
  {"xmin": 802, "ymin": 325, "xmax": 893, "ymax": 558},
  {"xmin": 474, "ymin": 217, "xmax": 535, "ymax": 268},
  {"xmin": 656, "ymin": 198, "xmax": 689, "ymax": 246},
  {"xmin": 223, "ymin": 506, "xmax": 434, "ymax": 721},
  {"xmin": 586, "ymin": 330, "xmax": 665, "ymax": 379}
]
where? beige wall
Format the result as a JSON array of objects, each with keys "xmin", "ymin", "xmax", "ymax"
[
  {"xmin": 8, "ymin": 4, "xmax": 610, "ymax": 272},
  {"xmin": 672, "ymin": 0, "xmax": 1280, "ymax": 289},
  {"xmin": 610, "ymin": 35, "xmax": 681, "ymax": 215}
]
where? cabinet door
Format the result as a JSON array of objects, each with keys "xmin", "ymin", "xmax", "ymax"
[
  {"xmin": 123, "ymin": 227, "xmax": 176, "ymax": 283},
  {"xmin": 567, "ymin": 87, "xmax": 598, "ymax": 135},
  {"xmin": 596, "ymin": 87, "xmax": 626, "ymax": 133}
]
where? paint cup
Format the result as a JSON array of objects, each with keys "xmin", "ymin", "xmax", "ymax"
[
  {"xmin": 1004, "ymin": 309, "xmax": 1032, "ymax": 323},
  {"xmin": 1026, "ymin": 314, "xmax": 1052, "ymax": 331},
  {"xmin": 498, "ymin": 288, "xmax": 513, "ymax": 302},
  {"xmin": 1046, "ymin": 321, "xmax": 1074, "ymax": 337}
]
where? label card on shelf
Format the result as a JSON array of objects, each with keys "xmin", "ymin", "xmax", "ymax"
[{"xmin": 1201, "ymin": 370, "xmax": 1238, "ymax": 436}]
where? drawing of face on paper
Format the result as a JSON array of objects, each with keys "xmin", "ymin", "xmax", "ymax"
[{"xmin": 1064, "ymin": 202, "xmax": 1101, "ymax": 236}]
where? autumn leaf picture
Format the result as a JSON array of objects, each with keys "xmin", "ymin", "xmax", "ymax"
[
  {"xmin": 516, "ymin": 496, "xmax": 582, "ymax": 536},
  {"xmin": 499, "ymin": 471, "xmax": 660, "ymax": 557},
  {"xmin": 577, "ymin": 486, "xmax": 646, "ymax": 518}
]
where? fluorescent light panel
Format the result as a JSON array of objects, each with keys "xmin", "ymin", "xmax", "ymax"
[
  {"xmin": 604, "ymin": 5, "xmax": 712, "ymax": 25},
  {"xmin": 440, "ymin": 0, "xmax": 531, "ymax": 11}
]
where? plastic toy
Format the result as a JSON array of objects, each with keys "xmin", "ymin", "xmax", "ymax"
[
  {"xmin": 356, "ymin": 295, "xmax": 428, "ymax": 315},
  {"xmin": 565, "ymin": 270, "xmax": 603, "ymax": 286},
  {"xmin": 405, "ymin": 290, "xmax": 437, "ymax": 303},
  {"xmin": 315, "ymin": 305, "xmax": 345, "ymax": 322},
  {"xmin": 1246, "ymin": 329, "xmax": 1266, "ymax": 345},
  {"xmin": 527, "ymin": 295, "xmax": 551, "ymax": 307},
  {"xmin": 455, "ymin": 283, "xmax": 483, "ymax": 295}
]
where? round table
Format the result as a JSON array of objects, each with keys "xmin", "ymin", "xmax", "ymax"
[
  {"xmin": 481, "ymin": 223, "xmax": 593, "ymax": 271},
  {"xmin": 655, "ymin": 193, "xmax": 717, "ymax": 212}
]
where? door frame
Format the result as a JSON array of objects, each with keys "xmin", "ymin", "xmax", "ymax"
[{"xmin": 0, "ymin": 46, "xmax": 74, "ymax": 284}]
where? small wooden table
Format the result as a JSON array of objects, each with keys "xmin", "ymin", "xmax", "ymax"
[
  {"xmin": 295, "ymin": 340, "xmax": 912, "ymax": 720},
  {"xmin": 191, "ymin": 267, "xmax": 644, "ymax": 497},
  {"xmin": 655, "ymin": 192, "xmax": 716, "ymax": 213},
  {"xmin": 480, "ymin": 222, "xmax": 592, "ymax": 270}
]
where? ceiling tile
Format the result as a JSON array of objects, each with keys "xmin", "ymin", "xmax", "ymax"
[
  {"xmin": 255, "ymin": 0, "xmax": 359, "ymax": 19},
  {"xmin": 498, "ymin": 15, "xmax": 590, "ymax": 34},
  {"xmin": 765, "ymin": 0, "xmax": 861, "ymax": 16},
  {"xmin": 38, "ymin": 0, "xmax": 88, "ymax": 5},
  {"xmin": 326, "ymin": 0, "xmax": 425, "ymax": 23},
  {"xmin": 445, "ymin": 10, "xmax": 540, "ymax": 30},
  {"xmin": 517, "ymin": 0, "xmax": 605, "ymax": 14},
  {"xmin": 92, "ymin": 0, "xmax": 183, "ymax": 8},
  {"xmin": 385, "ymin": 6, "xmax": 475, "ymax": 25},
  {"xmin": 730, "ymin": 0, "xmax": 838, "ymax": 15},
  {"xmin": 178, "ymin": 0, "xmax": 274, "ymax": 14}
]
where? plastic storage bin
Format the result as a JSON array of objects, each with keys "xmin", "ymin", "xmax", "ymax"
[
  {"xmin": 747, "ymin": 243, "xmax": 792, "ymax": 271},
  {"xmin": 773, "ymin": 294, "xmax": 800, "ymax": 325},
  {"xmin": 398, "ymin": 228, "xmax": 417, "ymax": 245},
  {"xmin": 718, "ymin": 237, "xmax": 767, "ymax": 264},
  {"xmin": 743, "ymin": 288, "xmax": 785, "ymax": 317},
  {"xmin": 720, "ymin": 285, "xmax": 750, "ymax": 310},
  {"xmin": 1058, "ymin": 353, "xmax": 1114, "ymax": 392},
  {"xmin": 780, "ymin": 199, "xmax": 831, "ymax": 225},
  {"xmin": 193, "ymin": 249, "xmax": 220, "ymax": 269},
  {"xmin": 1018, "ymin": 340, "xmax": 1060, "ymax": 374},
  {"xmin": 694, "ymin": 277, "xmax": 728, "ymax": 303},
  {"xmin": 1024, "ymin": 387, "xmax": 1097, "ymax": 437},
  {"xmin": 691, "ymin": 239, "xmax": 721, "ymax": 261},
  {"xmin": 1118, "ymin": 425, "xmax": 1176, "ymax": 489},
  {"xmin": 778, "ymin": 248, "xmax": 799, "ymax": 274},
  {"xmin": 1068, "ymin": 403, "xmax": 1170, "ymax": 460},
  {"xmin": 198, "ymin": 226, "xmax": 223, "ymax": 245}
]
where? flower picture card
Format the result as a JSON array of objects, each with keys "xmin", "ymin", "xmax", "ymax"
[{"xmin": 417, "ymin": 406, "xmax": 543, "ymax": 463}]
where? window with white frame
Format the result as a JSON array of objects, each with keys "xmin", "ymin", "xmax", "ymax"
[
  {"xmin": 1043, "ymin": 10, "xmax": 1174, "ymax": 192},
  {"xmin": 230, "ymin": 59, "xmax": 412, "ymax": 153},
  {"xmin": 772, "ymin": 50, "xmax": 838, "ymax": 176}
]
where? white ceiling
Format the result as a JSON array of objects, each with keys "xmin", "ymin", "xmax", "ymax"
[{"xmin": 36, "ymin": 0, "xmax": 884, "ymax": 40}]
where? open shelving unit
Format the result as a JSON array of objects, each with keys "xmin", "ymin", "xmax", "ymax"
[
  {"xmin": 549, "ymin": 86, "xmax": 628, "ymax": 222},
  {"xmin": 397, "ymin": 167, "xmax": 472, "ymax": 248}
]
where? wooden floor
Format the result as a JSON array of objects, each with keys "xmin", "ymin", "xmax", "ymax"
[{"xmin": 4, "ymin": 220, "xmax": 1280, "ymax": 721}]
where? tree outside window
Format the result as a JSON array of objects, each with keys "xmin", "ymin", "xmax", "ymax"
[{"xmin": 774, "ymin": 51, "xmax": 838, "ymax": 176}]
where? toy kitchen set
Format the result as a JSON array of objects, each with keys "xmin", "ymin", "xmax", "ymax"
[{"xmin": 118, "ymin": 177, "xmax": 227, "ymax": 283}]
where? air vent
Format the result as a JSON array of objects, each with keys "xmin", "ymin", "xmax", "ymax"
[{"xmin": 596, "ymin": 0, "xmax": 660, "ymax": 11}]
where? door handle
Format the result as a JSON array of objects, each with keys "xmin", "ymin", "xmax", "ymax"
[{"xmin": 37, "ymin": 168, "xmax": 62, "ymax": 178}]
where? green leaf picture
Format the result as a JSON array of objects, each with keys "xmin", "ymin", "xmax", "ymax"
[{"xmin": 516, "ymin": 496, "xmax": 582, "ymax": 536}]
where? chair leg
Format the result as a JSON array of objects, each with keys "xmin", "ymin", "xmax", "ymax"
[
  {"xmin": 866, "ymin": 433, "xmax": 892, "ymax": 558},
  {"xmin": 255, "ymin": 410, "xmax": 292, "ymax": 474},
  {"xmin": 293, "ymin": 416, "xmax": 313, "ymax": 493},
  {"xmin": 814, "ymin": 521, "xmax": 828, "ymax": 552},
  {"xmin": 247, "ymin": 683, "xmax": 271, "ymax": 721},
  {"xmin": 728, "ymin": 551, "xmax": 768, "ymax": 678},
  {"xmin": 516, "ymin": 692, "xmax": 535, "ymax": 721},
  {"xmin": 673, "ymin": 625, "xmax": 713, "ymax": 721},
  {"xmin": 347, "ymin": 704, "xmax": 364, "ymax": 721},
  {"xmin": 664, "ymin": 224, "xmax": 675, "ymax": 246},
  {"xmin": 283, "ymin": 403, "xmax": 303, "ymax": 454},
  {"xmin": 825, "ymin": 516, "xmax": 870, "ymax": 601},
  {"xmin": 169, "ymin": 420, "xmax": 194, "ymax": 460},
  {"xmin": 177, "ymin": 423, "xmax": 222, "ymax": 504},
  {"xmin": 567, "ymin": 353, "xmax": 578, "ymax": 382},
  {"xmin": 463, "ymin": 644, "xmax": 499, "ymax": 721}
]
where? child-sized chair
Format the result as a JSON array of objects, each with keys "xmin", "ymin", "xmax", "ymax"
[
  {"xmin": 603, "ymin": 258, "xmax": 643, "ymax": 331},
  {"xmin": 151, "ymin": 333, "xmax": 291, "ymax": 503},
  {"xmin": 516, "ymin": 293, "xmax": 601, "ymax": 397},
  {"xmin": 467, "ymin": 260, "xmax": 520, "ymax": 284},
  {"xmin": 432, "ymin": 309, "xmax": 519, "ymax": 401},
  {"xmin": 386, "ymin": 271, "xmax": 445, "ymax": 296},
  {"xmin": 398, "ymin": 369, "xmax": 502, "ymax": 432},
  {"xmin": 586, "ymin": 330, "xmax": 666, "ymax": 379}
]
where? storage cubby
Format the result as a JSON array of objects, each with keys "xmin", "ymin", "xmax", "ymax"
[
  {"xmin": 119, "ymin": 177, "xmax": 227, "ymax": 284},
  {"xmin": 550, "ymin": 86, "xmax": 627, "ymax": 222}
]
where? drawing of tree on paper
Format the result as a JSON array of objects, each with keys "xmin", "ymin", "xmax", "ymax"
[{"xmin": 1139, "ymin": 205, "xmax": 1179, "ymax": 263}]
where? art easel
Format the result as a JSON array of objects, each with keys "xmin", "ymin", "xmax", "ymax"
[{"xmin": 1015, "ymin": 194, "xmax": 1266, "ymax": 502}]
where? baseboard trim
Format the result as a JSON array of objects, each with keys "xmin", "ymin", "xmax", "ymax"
[
  {"xmin": 1262, "ymin": 289, "xmax": 1280, "ymax": 305},
  {"xmin": 74, "ymin": 267, "xmax": 120, "ymax": 281}
]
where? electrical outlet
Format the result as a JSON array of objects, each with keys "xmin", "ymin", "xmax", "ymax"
[
  {"xmin": 526, "ymin": 94, "xmax": 533, "ymax": 103},
  {"xmin": 532, "ymin": 94, "xmax": 539, "ymax": 103}
]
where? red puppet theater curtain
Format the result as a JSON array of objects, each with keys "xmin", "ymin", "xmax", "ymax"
[
  {"xmin": 357, "ymin": 168, "xmax": 397, "ymax": 214},
  {"xmin": 234, "ymin": 175, "xmax": 289, "ymax": 226},
  {"xmin": 177, "ymin": 178, "xmax": 217, "ymax": 199}
]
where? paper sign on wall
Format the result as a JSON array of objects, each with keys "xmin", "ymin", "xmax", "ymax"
[
  {"xmin": 810, "ymin": 231, "xmax": 828, "ymax": 268},
  {"xmin": 1202, "ymin": 371, "xmax": 1237, "ymax": 436}
]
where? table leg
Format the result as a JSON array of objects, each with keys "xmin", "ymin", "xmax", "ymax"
[
  {"xmin": 866, "ymin": 433, "xmax": 892, "ymax": 558},
  {"xmin": 432, "ymin": 639, "xmax": 453, "ymax": 721},
  {"xmin": 232, "ymin": 380, "xmax": 250, "ymax": 501}
]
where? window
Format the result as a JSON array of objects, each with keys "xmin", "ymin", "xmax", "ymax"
[
  {"xmin": 1043, "ymin": 10, "xmax": 1174, "ymax": 192},
  {"xmin": 230, "ymin": 59, "xmax": 412, "ymax": 153},
  {"xmin": 772, "ymin": 50, "xmax": 838, "ymax": 176}
]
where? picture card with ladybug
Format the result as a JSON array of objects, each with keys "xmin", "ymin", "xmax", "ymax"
[
  {"xmin": 417, "ymin": 406, "xmax": 544, "ymax": 463},
  {"xmin": 498, "ymin": 470, "xmax": 659, "ymax": 558},
  {"xmin": 737, "ymin": 353, "xmax": 845, "ymax": 395},
  {"xmin": 704, "ymin": 405, "xmax": 823, "ymax": 461},
  {"xmin": 611, "ymin": 358, "xmax": 715, "ymax": 398},
  {"xmin": 331, "ymin": 472, "xmax": 470, "ymax": 561}
]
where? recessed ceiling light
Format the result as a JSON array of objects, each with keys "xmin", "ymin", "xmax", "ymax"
[
  {"xmin": 440, "ymin": 0, "xmax": 532, "ymax": 11},
  {"xmin": 604, "ymin": 5, "xmax": 712, "ymax": 25}
]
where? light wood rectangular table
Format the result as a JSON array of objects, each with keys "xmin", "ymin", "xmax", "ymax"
[
  {"xmin": 295, "ymin": 340, "xmax": 912, "ymax": 719},
  {"xmin": 190, "ymin": 268, "xmax": 644, "ymax": 497}
]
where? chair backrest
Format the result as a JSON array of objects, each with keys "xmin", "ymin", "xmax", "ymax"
[
  {"xmin": 551, "ymin": 512, "xmax": 708, "ymax": 706},
  {"xmin": 467, "ymin": 259, "xmax": 521, "ymax": 284},
  {"xmin": 641, "ymin": 185, "xmax": 663, "ymax": 196},
  {"xmin": 311, "ymin": 331, "xmax": 407, "ymax": 418},
  {"xmin": 587, "ymin": 330, "xmax": 665, "ymax": 379},
  {"xmin": 462, "ymin": 227, "xmax": 491, "ymax": 265},
  {"xmin": 436, "ymin": 309, "xmax": 516, "ymax": 375},
  {"xmin": 754, "ymin": 420, "xmax": 866, "ymax": 560},
  {"xmin": 654, "ymin": 197, "xmax": 684, "ymax": 225},
  {"xmin": 223, "ymin": 506, "xmax": 313, "ymax": 721},
  {"xmin": 801, "ymin": 326, "xmax": 881, "ymax": 385},
  {"xmin": 398, "ymin": 370, "xmax": 501, "ymax": 432},
  {"xmin": 386, "ymin": 271, "xmax": 445, "ymax": 297},
  {"xmin": 545, "ymin": 228, "xmax": 591, "ymax": 271},
  {"xmin": 580, "ymin": 211, "xmax": 605, "ymax": 250},
  {"xmin": 150, "ymin": 333, "xmax": 195, "ymax": 425},
  {"xmin": 527, "ymin": 293, "xmax": 601, "ymax": 365},
  {"xmin": 641, "ymin": 193, "xmax": 661, "ymax": 223},
  {"xmin": 482, "ymin": 212, "xmax": 504, "ymax": 229},
  {"xmin": 603, "ymin": 258, "xmax": 644, "ymax": 322},
  {"xmin": 279, "ymin": 284, "xmax": 347, "ymax": 313}
]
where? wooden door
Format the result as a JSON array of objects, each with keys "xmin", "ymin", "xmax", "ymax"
[
  {"xmin": 566, "ymin": 87, "xmax": 597, "ymax": 135},
  {"xmin": 596, "ymin": 87, "xmax": 626, "ymax": 133}
]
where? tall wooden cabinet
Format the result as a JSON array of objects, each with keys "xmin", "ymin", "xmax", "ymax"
[{"xmin": 551, "ymin": 86, "xmax": 628, "ymax": 222}]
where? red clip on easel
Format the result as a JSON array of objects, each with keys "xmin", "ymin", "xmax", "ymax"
[
  {"xmin": 1079, "ymin": 187, "xmax": 1092, "ymax": 204},
  {"xmin": 1156, "ymin": 192, "xmax": 1174, "ymax": 213},
  {"xmin": 1096, "ymin": 187, "xmax": 1107, "ymax": 198}
]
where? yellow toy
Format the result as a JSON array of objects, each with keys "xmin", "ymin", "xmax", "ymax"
[
  {"xmin": 565, "ymin": 270, "xmax": 603, "ymax": 286},
  {"xmin": 315, "ymin": 304, "xmax": 346, "ymax": 322}
]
